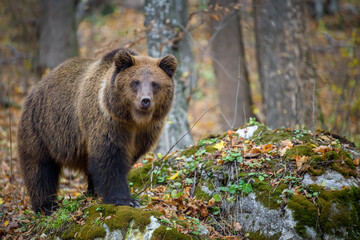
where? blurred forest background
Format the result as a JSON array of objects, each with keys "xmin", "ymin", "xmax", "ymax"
[{"xmin": 1, "ymin": 0, "xmax": 360, "ymax": 183}]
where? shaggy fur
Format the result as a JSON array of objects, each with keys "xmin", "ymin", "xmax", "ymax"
[{"xmin": 17, "ymin": 48, "xmax": 176, "ymax": 215}]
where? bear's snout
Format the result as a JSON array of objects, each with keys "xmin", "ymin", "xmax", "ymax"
[{"xmin": 141, "ymin": 97, "xmax": 151, "ymax": 108}]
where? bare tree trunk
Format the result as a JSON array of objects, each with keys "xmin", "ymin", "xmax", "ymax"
[
  {"xmin": 254, "ymin": 0, "xmax": 314, "ymax": 129},
  {"xmin": 38, "ymin": 0, "xmax": 78, "ymax": 73},
  {"xmin": 144, "ymin": 0, "xmax": 193, "ymax": 153},
  {"xmin": 209, "ymin": 0, "xmax": 254, "ymax": 130}
]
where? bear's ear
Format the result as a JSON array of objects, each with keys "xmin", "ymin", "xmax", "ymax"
[
  {"xmin": 158, "ymin": 55, "xmax": 177, "ymax": 78},
  {"xmin": 114, "ymin": 50, "xmax": 135, "ymax": 71}
]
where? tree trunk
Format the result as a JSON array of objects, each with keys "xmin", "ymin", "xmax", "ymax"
[
  {"xmin": 209, "ymin": 0, "xmax": 254, "ymax": 131},
  {"xmin": 144, "ymin": 0, "xmax": 193, "ymax": 154},
  {"xmin": 254, "ymin": 0, "xmax": 314, "ymax": 129},
  {"xmin": 38, "ymin": 0, "xmax": 78, "ymax": 73}
]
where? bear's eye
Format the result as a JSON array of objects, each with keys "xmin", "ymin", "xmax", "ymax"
[
  {"xmin": 151, "ymin": 81, "xmax": 159, "ymax": 88},
  {"xmin": 133, "ymin": 80, "xmax": 140, "ymax": 86},
  {"xmin": 131, "ymin": 80, "xmax": 140, "ymax": 92}
]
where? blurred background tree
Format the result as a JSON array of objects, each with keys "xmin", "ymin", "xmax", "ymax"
[
  {"xmin": 1, "ymin": 0, "xmax": 360, "ymax": 154},
  {"xmin": 254, "ymin": 0, "xmax": 314, "ymax": 129},
  {"xmin": 209, "ymin": 0, "xmax": 254, "ymax": 131},
  {"xmin": 144, "ymin": 0, "xmax": 194, "ymax": 153},
  {"xmin": 38, "ymin": 0, "xmax": 78, "ymax": 74}
]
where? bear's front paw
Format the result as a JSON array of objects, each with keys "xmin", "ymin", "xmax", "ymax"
[
  {"xmin": 106, "ymin": 198, "xmax": 140, "ymax": 208},
  {"xmin": 130, "ymin": 199, "xmax": 140, "ymax": 208}
]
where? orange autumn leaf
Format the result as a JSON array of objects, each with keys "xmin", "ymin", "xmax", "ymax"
[
  {"xmin": 227, "ymin": 130, "xmax": 235, "ymax": 136},
  {"xmin": 211, "ymin": 13, "xmax": 220, "ymax": 21},
  {"xmin": 263, "ymin": 144, "xmax": 273, "ymax": 153},
  {"xmin": 250, "ymin": 147, "xmax": 261, "ymax": 154},
  {"xmin": 295, "ymin": 155, "xmax": 309, "ymax": 170},
  {"xmin": 353, "ymin": 159, "xmax": 359, "ymax": 166},
  {"xmin": 134, "ymin": 163, "xmax": 143, "ymax": 168}
]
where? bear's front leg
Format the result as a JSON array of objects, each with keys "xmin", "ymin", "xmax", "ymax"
[{"xmin": 88, "ymin": 139, "xmax": 139, "ymax": 207}]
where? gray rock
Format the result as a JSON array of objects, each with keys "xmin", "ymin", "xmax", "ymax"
[{"xmin": 302, "ymin": 170, "xmax": 359, "ymax": 190}]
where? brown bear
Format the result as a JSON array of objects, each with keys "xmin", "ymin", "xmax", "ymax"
[{"xmin": 17, "ymin": 48, "xmax": 176, "ymax": 215}]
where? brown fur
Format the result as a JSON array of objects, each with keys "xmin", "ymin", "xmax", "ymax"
[{"xmin": 17, "ymin": 48, "xmax": 176, "ymax": 214}]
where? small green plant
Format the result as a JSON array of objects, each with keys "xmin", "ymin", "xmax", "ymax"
[
  {"xmin": 223, "ymin": 150, "xmax": 243, "ymax": 163},
  {"xmin": 198, "ymin": 137, "xmax": 219, "ymax": 147},
  {"xmin": 220, "ymin": 180, "xmax": 253, "ymax": 195}
]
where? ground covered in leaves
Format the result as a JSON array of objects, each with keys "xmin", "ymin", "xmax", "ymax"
[{"xmin": 1, "ymin": 118, "xmax": 359, "ymax": 239}]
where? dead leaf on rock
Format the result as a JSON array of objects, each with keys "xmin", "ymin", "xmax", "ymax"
[
  {"xmin": 279, "ymin": 146, "xmax": 290, "ymax": 157},
  {"xmin": 263, "ymin": 144, "xmax": 273, "ymax": 153},
  {"xmin": 313, "ymin": 145, "xmax": 332, "ymax": 154},
  {"xmin": 353, "ymin": 159, "xmax": 359, "ymax": 166},
  {"xmin": 233, "ymin": 221, "xmax": 242, "ymax": 232},
  {"xmin": 295, "ymin": 155, "xmax": 309, "ymax": 170},
  {"xmin": 281, "ymin": 139, "xmax": 293, "ymax": 148}
]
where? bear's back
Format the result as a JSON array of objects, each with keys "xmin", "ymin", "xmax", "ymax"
[{"xmin": 18, "ymin": 57, "xmax": 98, "ymax": 168}]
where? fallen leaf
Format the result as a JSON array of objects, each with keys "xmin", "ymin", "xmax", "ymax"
[
  {"xmin": 313, "ymin": 145, "xmax": 332, "ymax": 154},
  {"xmin": 263, "ymin": 144, "xmax": 273, "ymax": 153},
  {"xmin": 208, "ymin": 198, "xmax": 216, "ymax": 207},
  {"xmin": 134, "ymin": 163, "xmax": 143, "ymax": 168},
  {"xmin": 279, "ymin": 146, "xmax": 290, "ymax": 157},
  {"xmin": 4, "ymin": 220, "xmax": 9, "ymax": 227},
  {"xmin": 353, "ymin": 159, "xmax": 359, "ymax": 166},
  {"xmin": 295, "ymin": 156, "xmax": 309, "ymax": 170},
  {"xmin": 214, "ymin": 141, "xmax": 225, "ymax": 150},
  {"xmin": 281, "ymin": 139, "xmax": 293, "ymax": 148},
  {"xmin": 227, "ymin": 130, "xmax": 235, "ymax": 136},
  {"xmin": 233, "ymin": 221, "xmax": 242, "ymax": 232},
  {"xmin": 0, "ymin": 197, "xmax": 3, "ymax": 205},
  {"xmin": 250, "ymin": 147, "xmax": 261, "ymax": 154},
  {"xmin": 200, "ymin": 205, "xmax": 208, "ymax": 217},
  {"xmin": 169, "ymin": 171, "xmax": 180, "ymax": 180},
  {"xmin": 211, "ymin": 13, "xmax": 220, "ymax": 21}
]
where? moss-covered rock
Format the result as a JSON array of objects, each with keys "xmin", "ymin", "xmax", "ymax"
[
  {"xmin": 253, "ymin": 181, "xmax": 288, "ymax": 209},
  {"xmin": 284, "ymin": 143, "xmax": 315, "ymax": 159},
  {"xmin": 61, "ymin": 205, "xmax": 163, "ymax": 240},
  {"xmin": 151, "ymin": 225, "xmax": 190, "ymax": 240},
  {"xmin": 128, "ymin": 162, "xmax": 153, "ymax": 188},
  {"xmin": 287, "ymin": 195, "xmax": 318, "ymax": 238},
  {"xmin": 287, "ymin": 186, "xmax": 360, "ymax": 239},
  {"xmin": 182, "ymin": 145, "xmax": 200, "ymax": 157},
  {"xmin": 252, "ymin": 127, "xmax": 312, "ymax": 144}
]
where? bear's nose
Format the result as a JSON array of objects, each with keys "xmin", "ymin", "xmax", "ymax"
[{"xmin": 141, "ymin": 97, "xmax": 151, "ymax": 108}]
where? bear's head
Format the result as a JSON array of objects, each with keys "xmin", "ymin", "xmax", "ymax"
[{"xmin": 100, "ymin": 49, "xmax": 177, "ymax": 126}]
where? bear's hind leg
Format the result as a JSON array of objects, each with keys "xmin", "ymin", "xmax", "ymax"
[
  {"xmin": 85, "ymin": 174, "xmax": 97, "ymax": 197},
  {"xmin": 24, "ymin": 158, "xmax": 60, "ymax": 215}
]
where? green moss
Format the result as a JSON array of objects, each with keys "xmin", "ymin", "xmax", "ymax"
[
  {"xmin": 248, "ymin": 231, "xmax": 280, "ymax": 240},
  {"xmin": 106, "ymin": 206, "xmax": 161, "ymax": 232},
  {"xmin": 61, "ymin": 204, "xmax": 162, "ymax": 240},
  {"xmin": 307, "ymin": 155, "xmax": 326, "ymax": 176},
  {"xmin": 182, "ymin": 145, "xmax": 200, "ymax": 157},
  {"xmin": 252, "ymin": 127, "xmax": 312, "ymax": 144},
  {"xmin": 284, "ymin": 143, "xmax": 315, "ymax": 159},
  {"xmin": 61, "ymin": 204, "xmax": 115, "ymax": 239},
  {"xmin": 288, "ymin": 185, "xmax": 360, "ymax": 239},
  {"xmin": 329, "ymin": 150, "xmax": 357, "ymax": 177},
  {"xmin": 128, "ymin": 162, "xmax": 153, "ymax": 188},
  {"xmin": 151, "ymin": 225, "xmax": 190, "ymax": 240},
  {"xmin": 253, "ymin": 180, "xmax": 287, "ymax": 209},
  {"xmin": 318, "ymin": 187, "xmax": 360, "ymax": 238},
  {"xmin": 62, "ymin": 224, "xmax": 105, "ymax": 240},
  {"xmin": 204, "ymin": 144, "xmax": 217, "ymax": 154},
  {"xmin": 287, "ymin": 195, "xmax": 318, "ymax": 238},
  {"xmin": 325, "ymin": 151, "xmax": 339, "ymax": 160},
  {"xmin": 194, "ymin": 185, "xmax": 212, "ymax": 201},
  {"xmin": 307, "ymin": 166, "xmax": 325, "ymax": 176}
]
